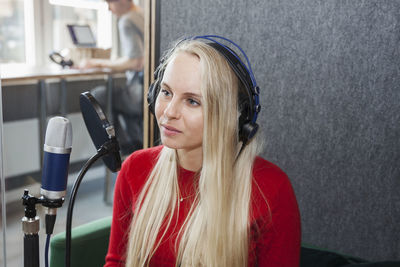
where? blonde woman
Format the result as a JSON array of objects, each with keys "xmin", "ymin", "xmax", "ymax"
[{"xmin": 104, "ymin": 36, "xmax": 301, "ymax": 267}]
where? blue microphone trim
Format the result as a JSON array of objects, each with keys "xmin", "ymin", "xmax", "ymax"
[{"xmin": 41, "ymin": 151, "xmax": 70, "ymax": 192}]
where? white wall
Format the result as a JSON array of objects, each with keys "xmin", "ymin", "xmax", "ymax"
[{"xmin": 3, "ymin": 112, "xmax": 96, "ymax": 177}]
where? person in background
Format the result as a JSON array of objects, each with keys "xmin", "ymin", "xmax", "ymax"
[
  {"xmin": 79, "ymin": 0, "xmax": 144, "ymax": 154},
  {"xmin": 104, "ymin": 37, "xmax": 301, "ymax": 267}
]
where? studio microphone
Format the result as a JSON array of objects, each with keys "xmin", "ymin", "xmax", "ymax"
[{"xmin": 40, "ymin": 116, "xmax": 72, "ymax": 234}]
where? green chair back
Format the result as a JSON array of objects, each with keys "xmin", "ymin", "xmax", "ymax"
[{"xmin": 50, "ymin": 216, "xmax": 112, "ymax": 267}]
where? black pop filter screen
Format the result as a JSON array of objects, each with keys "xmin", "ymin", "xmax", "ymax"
[{"xmin": 79, "ymin": 92, "xmax": 121, "ymax": 172}]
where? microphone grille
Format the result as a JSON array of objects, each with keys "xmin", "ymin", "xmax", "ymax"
[{"xmin": 45, "ymin": 117, "xmax": 73, "ymax": 148}]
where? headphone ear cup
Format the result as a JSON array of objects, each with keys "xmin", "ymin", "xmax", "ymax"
[
  {"xmin": 240, "ymin": 122, "xmax": 259, "ymax": 145},
  {"xmin": 62, "ymin": 59, "xmax": 73, "ymax": 68},
  {"xmin": 147, "ymin": 81, "xmax": 158, "ymax": 115},
  {"xmin": 147, "ymin": 64, "xmax": 164, "ymax": 115},
  {"xmin": 66, "ymin": 59, "xmax": 73, "ymax": 67}
]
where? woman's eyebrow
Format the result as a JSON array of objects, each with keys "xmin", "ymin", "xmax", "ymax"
[
  {"xmin": 160, "ymin": 82, "xmax": 202, "ymax": 98},
  {"xmin": 182, "ymin": 92, "xmax": 202, "ymax": 99},
  {"xmin": 160, "ymin": 81, "xmax": 171, "ymax": 89}
]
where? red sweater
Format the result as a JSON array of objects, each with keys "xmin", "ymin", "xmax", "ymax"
[{"xmin": 104, "ymin": 146, "xmax": 301, "ymax": 267}]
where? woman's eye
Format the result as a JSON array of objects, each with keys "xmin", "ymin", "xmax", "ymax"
[
  {"xmin": 188, "ymin": 98, "xmax": 200, "ymax": 106},
  {"xmin": 160, "ymin": 89, "xmax": 171, "ymax": 97}
]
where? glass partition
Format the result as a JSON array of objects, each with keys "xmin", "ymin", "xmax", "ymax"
[
  {"xmin": 0, "ymin": 0, "xmax": 26, "ymax": 64},
  {"xmin": 0, "ymin": 0, "xmax": 148, "ymax": 265},
  {"xmin": 0, "ymin": 78, "xmax": 7, "ymax": 267}
]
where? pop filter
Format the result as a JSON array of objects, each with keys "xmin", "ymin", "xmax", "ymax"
[{"xmin": 79, "ymin": 91, "xmax": 121, "ymax": 172}]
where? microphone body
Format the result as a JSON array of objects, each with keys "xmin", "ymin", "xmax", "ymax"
[
  {"xmin": 40, "ymin": 117, "xmax": 73, "ymax": 200},
  {"xmin": 41, "ymin": 147, "xmax": 70, "ymax": 199}
]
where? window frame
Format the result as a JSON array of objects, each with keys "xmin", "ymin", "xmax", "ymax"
[{"xmin": 2, "ymin": 0, "xmax": 112, "ymax": 67}]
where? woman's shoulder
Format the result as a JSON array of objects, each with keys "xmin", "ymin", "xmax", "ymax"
[
  {"xmin": 251, "ymin": 156, "xmax": 299, "ymax": 225},
  {"xmin": 253, "ymin": 156, "xmax": 288, "ymax": 181},
  {"xmin": 119, "ymin": 146, "xmax": 163, "ymax": 178},
  {"xmin": 252, "ymin": 156, "xmax": 295, "ymax": 202},
  {"xmin": 116, "ymin": 146, "xmax": 163, "ymax": 194},
  {"xmin": 123, "ymin": 145, "xmax": 163, "ymax": 166},
  {"xmin": 127, "ymin": 145, "xmax": 163, "ymax": 158}
]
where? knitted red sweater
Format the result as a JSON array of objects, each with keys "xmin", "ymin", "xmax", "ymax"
[{"xmin": 104, "ymin": 146, "xmax": 301, "ymax": 267}]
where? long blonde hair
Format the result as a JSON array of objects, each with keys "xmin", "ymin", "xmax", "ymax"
[{"xmin": 125, "ymin": 39, "xmax": 261, "ymax": 267}]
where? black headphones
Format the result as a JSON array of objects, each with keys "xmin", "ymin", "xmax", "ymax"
[
  {"xmin": 49, "ymin": 51, "xmax": 74, "ymax": 68},
  {"xmin": 147, "ymin": 35, "xmax": 261, "ymax": 146}
]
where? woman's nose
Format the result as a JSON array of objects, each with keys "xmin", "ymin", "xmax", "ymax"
[{"xmin": 164, "ymin": 99, "xmax": 181, "ymax": 119}]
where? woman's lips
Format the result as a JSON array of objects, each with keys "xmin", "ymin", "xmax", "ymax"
[{"xmin": 161, "ymin": 124, "xmax": 182, "ymax": 136}]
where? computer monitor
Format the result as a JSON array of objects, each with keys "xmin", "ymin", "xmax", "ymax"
[{"xmin": 67, "ymin": 24, "xmax": 96, "ymax": 47}]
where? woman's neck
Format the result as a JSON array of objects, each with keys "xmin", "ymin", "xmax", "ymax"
[{"xmin": 176, "ymin": 147, "xmax": 203, "ymax": 172}]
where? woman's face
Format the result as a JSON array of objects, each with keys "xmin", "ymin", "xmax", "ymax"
[{"xmin": 155, "ymin": 52, "xmax": 203, "ymax": 154}]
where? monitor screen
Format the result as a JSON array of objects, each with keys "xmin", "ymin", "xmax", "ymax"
[{"xmin": 67, "ymin": 24, "xmax": 96, "ymax": 47}]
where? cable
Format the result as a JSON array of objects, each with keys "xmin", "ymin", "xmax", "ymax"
[
  {"xmin": 65, "ymin": 142, "xmax": 111, "ymax": 267},
  {"xmin": 44, "ymin": 213, "xmax": 56, "ymax": 267},
  {"xmin": 45, "ymin": 234, "xmax": 51, "ymax": 267}
]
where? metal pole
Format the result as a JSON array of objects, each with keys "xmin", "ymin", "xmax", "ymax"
[
  {"xmin": 0, "ymin": 75, "xmax": 8, "ymax": 267},
  {"xmin": 38, "ymin": 80, "xmax": 47, "ymax": 166},
  {"xmin": 104, "ymin": 75, "xmax": 113, "ymax": 204},
  {"xmin": 22, "ymin": 190, "xmax": 40, "ymax": 267}
]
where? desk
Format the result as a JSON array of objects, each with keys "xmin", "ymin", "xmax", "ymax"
[
  {"xmin": 1, "ymin": 64, "xmax": 122, "ymax": 203},
  {"xmin": 0, "ymin": 64, "xmax": 119, "ymax": 81}
]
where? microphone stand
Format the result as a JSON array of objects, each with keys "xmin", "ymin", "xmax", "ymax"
[
  {"xmin": 65, "ymin": 138, "xmax": 119, "ymax": 267},
  {"xmin": 20, "ymin": 137, "xmax": 118, "ymax": 267},
  {"xmin": 22, "ymin": 190, "xmax": 40, "ymax": 267},
  {"xmin": 21, "ymin": 191, "xmax": 64, "ymax": 267}
]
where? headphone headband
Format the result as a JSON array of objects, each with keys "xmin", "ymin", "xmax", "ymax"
[
  {"xmin": 192, "ymin": 35, "xmax": 257, "ymax": 87},
  {"xmin": 192, "ymin": 35, "xmax": 260, "ymax": 125}
]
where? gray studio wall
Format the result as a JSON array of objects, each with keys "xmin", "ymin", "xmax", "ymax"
[{"xmin": 158, "ymin": 0, "xmax": 400, "ymax": 261}]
